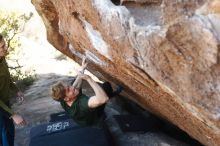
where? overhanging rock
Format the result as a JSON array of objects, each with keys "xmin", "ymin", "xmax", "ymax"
[{"xmin": 31, "ymin": 0, "xmax": 220, "ymax": 145}]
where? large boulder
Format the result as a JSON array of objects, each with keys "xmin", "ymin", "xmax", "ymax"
[{"xmin": 31, "ymin": 0, "xmax": 220, "ymax": 145}]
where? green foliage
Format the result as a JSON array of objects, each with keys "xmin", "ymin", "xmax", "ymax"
[
  {"xmin": 0, "ymin": 10, "xmax": 33, "ymax": 53},
  {"xmin": 0, "ymin": 10, "xmax": 35, "ymax": 90},
  {"xmin": 13, "ymin": 70, "xmax": 36, "ymax": 91}
]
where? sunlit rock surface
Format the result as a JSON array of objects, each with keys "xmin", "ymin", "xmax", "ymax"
[{"xmin": 31, "ymin": 0, "xmax": 220, "ymax": 145}]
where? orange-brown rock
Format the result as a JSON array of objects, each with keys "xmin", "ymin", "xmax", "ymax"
[{"xmin": 31, "ymin": 0, "xmax": 220, "ymax": 145}]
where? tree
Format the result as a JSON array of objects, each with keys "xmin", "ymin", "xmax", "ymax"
[
  {"xmin": 0, "ymin": 10, "xmax": 35, "ymax": 90},
  {"xmin": 0, "ymin": 11, "xmax": 33, "ymax": 53}
]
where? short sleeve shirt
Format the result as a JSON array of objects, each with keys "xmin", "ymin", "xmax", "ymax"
[{"xmin": 60, "ymin": 94, "xmax": 103, "ymax": 127}]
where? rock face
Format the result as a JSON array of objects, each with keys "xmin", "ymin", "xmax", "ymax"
[{"xmin": 31, "ymin": 0, "xmax": 220, "ymax": 145}]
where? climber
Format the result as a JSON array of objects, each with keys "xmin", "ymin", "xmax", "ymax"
[
  {"xmin": 0, "ymin": 34, "xmax": 26, "ymax": 146},
  {"xmin": 50, "ymin": 57, "xmax": 122, "ymax": 127}
]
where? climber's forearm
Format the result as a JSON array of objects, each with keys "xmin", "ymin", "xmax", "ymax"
[{"xmin": 72, "ymin": 66, "xmax": 86, "ymax": 88}]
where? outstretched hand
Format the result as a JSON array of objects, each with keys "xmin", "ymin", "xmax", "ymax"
[{"xmin": 12, "ymin": 114, "xmax": 26, "ymax": 126}]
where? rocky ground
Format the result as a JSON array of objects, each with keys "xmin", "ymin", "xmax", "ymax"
[{"xmin": 12, "ymin": 73, "xmax": 200, "ymax": 146}]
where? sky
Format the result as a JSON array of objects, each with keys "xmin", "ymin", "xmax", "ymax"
[{"xmin": 0, "ymin": 0, "xmax": 34, "ymax": 12}]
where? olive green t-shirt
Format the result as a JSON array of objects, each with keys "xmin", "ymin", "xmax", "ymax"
[{"xmin": 60, "ymin": 94, "xmax": 103, "ymax": 127}]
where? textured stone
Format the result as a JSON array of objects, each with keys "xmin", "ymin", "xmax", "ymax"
[{"xmin": 31, "ymin": 0, "xmax": 220, "ymax": 145}]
